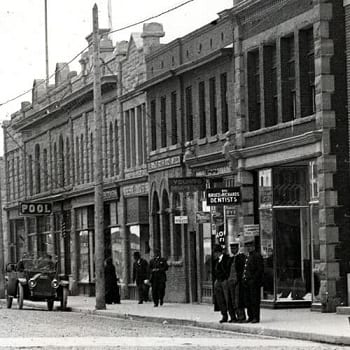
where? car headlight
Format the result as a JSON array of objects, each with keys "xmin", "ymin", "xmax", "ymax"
[
  {"xmin": 51, "ymin": 279, "xmax": 59, "ymax": 289},
  {"xmin": 28, "ymin": 279, "xmax": 37, "ymax": 289}
]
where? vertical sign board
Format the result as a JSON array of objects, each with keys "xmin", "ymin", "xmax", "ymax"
[{"xmin": 169, "ymin": 177, "xmax": 206, "ymax": 192}]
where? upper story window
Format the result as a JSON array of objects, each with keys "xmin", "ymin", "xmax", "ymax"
[
  {"xmin": 198, "ymin": 81, "xmax": 206, "ymax": 138},
  {"xmin": 171, "ymin": 92, "xmax": 178, "ymax": 145},
  {"xmin": 247, "ymin": 49, "xmax": 261, "ymax": 131},
  {"xmin": 220, "ymin": 73, "xmax": 228, "ymax": 133},
  {"xmin": 185, "ymin": 86, "xmax": 194, "ymax": 141},
  {"xmin": 209, "ymin": 77, "xmax": 217, "ymax": 136},
  {"xmin": 160, "ymin": 96, "xmax": 167, "ymax": 148},
  {"xmin": 34, "ymin": 144, "xmax": 41, "ymax": 194},
  {"xmin": 150, "ymin": 100, "xmax": 157, "ymax": 151}
]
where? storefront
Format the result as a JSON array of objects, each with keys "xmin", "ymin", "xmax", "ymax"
[{"xmin": 258, "ymin": 161, "xmax": 320, "ymax": 308}]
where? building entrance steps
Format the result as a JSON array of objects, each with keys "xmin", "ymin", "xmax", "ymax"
[{"xmin": 1, "ymin": 297, "xmax": 350, "ymax": 346}]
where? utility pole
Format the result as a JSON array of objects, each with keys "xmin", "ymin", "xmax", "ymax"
[
  {"xmin": 44, "ymin": 0, "xmax": 50, "ymax": 98},
  {"xmin": 92, "ymin": 3, "xmax": 105, "ymax": 310},
  {"xmin": 0, "ymin": 158, "xmax": 4, "ymax": 299}
]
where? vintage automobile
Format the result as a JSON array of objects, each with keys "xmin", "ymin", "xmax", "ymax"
[{"xmin": 5, "ymin": 256, "xmax": 69, "ymax": 311}]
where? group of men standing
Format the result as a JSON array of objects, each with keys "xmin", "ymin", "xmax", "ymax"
[
  {"xmin": 213, "ymin": 237, "xmax": 264, "ymax": 324},
  {"xmin": 132, "ymin": 249, "xmax": 169, "ymax": 307}
]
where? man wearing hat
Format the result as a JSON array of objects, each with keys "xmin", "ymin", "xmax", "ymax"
[
  {"xmin": 242, "ymin": 236, "xmax": 264, "ymax": 323},
  {"xmin": 227, "ymin": 240, "xmax": 246, "ymax": 322},
  {"xmin": 213, "ymin": 244, "xmax": 231, "ymax": 323}
]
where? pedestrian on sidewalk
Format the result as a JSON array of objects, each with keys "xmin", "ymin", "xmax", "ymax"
[
  {"xmin": 242, "ymin": 236, "xmax": 264, "ymax": 323},
  {"xmin": 213, "ymin": 244, "xmax": 231, "ymax": 323},
  {"xmin": 149, "ymin": 249, "xmax": 168, "ymax": 307},
  {"xmin": 104, "ymin": 257, "xmax": 121, "ymax": 305},
  {"xmin": 227, "ymin": 240, "xmax": 246, "ymax": 323},
  {"xmin": 132, "ymin": 251, "xmax": 150, "ymax": 304}
]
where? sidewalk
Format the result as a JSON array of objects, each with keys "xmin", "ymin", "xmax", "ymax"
[{"xmin": 2, "ymin": 296, "xmax": 350, "ymax": 346}]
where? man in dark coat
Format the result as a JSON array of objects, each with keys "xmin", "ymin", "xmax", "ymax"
[
  {"xmin": 213, "ymin": 244, "xmax": 231, "ymax": 323},
  {"xmin": 104, "ymin": 257, "xmax": 120, "ymax": 304},
  {"xmin": 242, "ymin": 237, "xmax": 264, "ymax": 323},
  {"xmin": 227, "ymin": 241, "xmax": 246, "ymax": 322},
  {"xmin": 149, "ymin": 249, "xmax": 168, "ymax": 307},
  {"xmin": 132, "ymin": 251, "xmax": 149, "ymax": 304}
]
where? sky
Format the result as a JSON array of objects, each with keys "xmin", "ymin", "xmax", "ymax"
[{"xmin": 0, "ymin": 0, "xmax": 233, "ymax": 156}]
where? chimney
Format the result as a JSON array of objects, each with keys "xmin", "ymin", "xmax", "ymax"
[{"xmin": 141, "ymin": 23, "xmax": 165, "ymax": 55}]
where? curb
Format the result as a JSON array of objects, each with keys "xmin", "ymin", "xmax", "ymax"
[{"xmin": 2, "ymin": 300, "xmax": 350, "ymax": 346}]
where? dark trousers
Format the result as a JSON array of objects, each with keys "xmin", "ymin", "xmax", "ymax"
[
  {"xmin": 151, "ymin": 280, "xmax": 166, "ymax": 305},
  {"xmin": 227, "ymin": 279, "xmax": 245, "ymax": 321},
  {"xmin": 137, "ymin": 283, "xmax": 149, "ymax": 302},
  {"xmin": 214, "ymin": 279, "xmax": 229, "ymax": 318},
  {"xmin": 244, "ymin": 281, "xmax": 261, "ymax": 321}
]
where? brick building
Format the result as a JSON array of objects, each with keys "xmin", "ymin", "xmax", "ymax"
[{"xmin": 2, "ymin": 25, "xmax": 162, "ymax": 298}]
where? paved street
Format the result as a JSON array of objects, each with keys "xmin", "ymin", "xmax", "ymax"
[{"xmin": 0, "ymin": 306, "xmax": 349, "ymax": 349}]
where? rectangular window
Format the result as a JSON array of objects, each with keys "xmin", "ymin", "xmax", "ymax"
[
  {"xmin": 300, "ymin": 28, "xmax": 315, "ymax": 117},
  {"xmin": 150, "ymin": 100, "xmax": 157, "ymax": 151},
  {"xmin": 185, "ymin": 86, "xmax": 193, "ymax": 141},
  {"xmin": 130, "ymin": 108, "xmax": 136, "ymax": 168},
  {"xmin": 248, "ymin": 50, "xmax": 261, "ymax": 131},
  {"xmin": 220, "ymin": 73, "xmax": 228, "ymax": 133},
  {"xmin": 209, "ymin": 77, "xmax": 217, "ymax": 136},
  {"xmin": 17, "ymin": 156, "xmax": 20, "ymax": 198},
  {"xmin": 160, "ymin": 96, "xmax": 167, "ymax": 148},
  {"xmin": 199, "ymin": 81, "xmax": 206, "ymax": 138},
  {"xmin": 137, "ymin": 105, "xmax": 143, "ymax": 165},
  {"xmin": 125, "ymin": 110, "xmax": 131, "ymax": 168},
  {"xmin": 171, "ymin": 92, "xmax": 178, "ymax": 145},
  {"xmin": 28, "ymin": 155, "xmax": 33, "ymax": 196},
  {"xmin": 264, "ymin": 45, "xmax": 278, "ymax": 127},
  {"xmin": 281, "ymin": 35, "xmax": 296, "ymax": 122}
]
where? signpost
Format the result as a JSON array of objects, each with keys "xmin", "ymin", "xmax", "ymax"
[{"xmin": 20, "ymin": 202, "xmax": 52, "ymax": 215}]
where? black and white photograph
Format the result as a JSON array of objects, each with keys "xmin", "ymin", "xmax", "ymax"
[{"xmin": 0, "ymin": 0, "xmax": 350, "ymax": 349}]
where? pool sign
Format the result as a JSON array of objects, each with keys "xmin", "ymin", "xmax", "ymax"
[
  {"xmin": 206, "ymin": 187, "xmax": 241, "ymax": 206},
  {"xmin": 20, "ymin": 202, "xmax": 52, "ymax": 215}
]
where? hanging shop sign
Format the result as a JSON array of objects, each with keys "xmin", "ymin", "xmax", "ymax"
[
  {"xmin": 174, "ymin": 216, "xmax": 188, "ymax": 224},
  {"xmin": 20, "ymin": 202, "xmax": 52, "ymax": 215},
  {"xmin": 206, "ymin": 187, "xmax": 241, "ymax": 206},
  {"xmin": 225, "ymin": 206, "xmax": 238, "ymax": 218},
  {"xmin": 196, "ymin": 211, "xmax": 211, "ymax": 224},
  {"xmin": 243, "ymin": 224, "xmax": 260, "ymax": 237},
  {"xmin": 169, "ymin": 177, "xmax": 206, "ymax": 192}
]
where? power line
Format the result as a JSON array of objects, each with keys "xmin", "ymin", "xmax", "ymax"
[{"xmin": 0, "ymin": 0, "xmax": 195, "ymax": 110}]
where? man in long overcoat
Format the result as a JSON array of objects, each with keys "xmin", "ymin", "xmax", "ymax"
[
  {"xmin": 242, "ymin": 237, "xmax": 264, "ymax": 323},
  {"xmin": 149, "ymin": 249, "xmax": 168, "ymax": 307},
  {"xmin": 132, "ymin": 251, "xmax": 150, "ymax": 304},
  {"xmin": 213, "ymin": 244, "xmax": 231, "ymax": 323},
  {"xmin": 227, "ymin": 241, "xmax": 246, "ymax": 322}
]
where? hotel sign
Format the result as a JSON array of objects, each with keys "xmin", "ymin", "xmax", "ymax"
[
  {"xmin": 206, "ymin": 187, "xmax": 241, "ymax": 206},
  {"xmin": 148, "ymin": 156, "xmax": 181, "ymax": 172}
]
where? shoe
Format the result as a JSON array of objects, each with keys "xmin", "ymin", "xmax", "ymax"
[
  {"xmin": 244, "ymin": 319, "xmax": 253, "ymax": 323},
  {"xmin": 229, "ymin": 318, "xmax": 237, "ymax": 323},
  {"xmin": 138, "ymin": 301, "xmax": 143, "ymax": 304},
  {"xmin": 219, "ymin": 318, "xmax": 228, "ymax": 323},
  {"xmin": 251, "ymin": 319, "xmax": 259, "ymax": 323},
  {"xmin": 154, "ymin": 304, "xmax": 158, "ymax": 307}
]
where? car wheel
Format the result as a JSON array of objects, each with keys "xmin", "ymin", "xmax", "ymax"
[
  {"xmin": 6, "ymin": 295, "xmax": 13, "ymax": 309},
  {"xmin": 60, "ymin": 287, "xmax": 68, "ymax": 311},
  {"xmin": 17, "ymin": 284, "xmax": 24, "ymax": 309},
  {"xmin": 47, "ymin": 299, "xmax": 54, "ymax": 311}
]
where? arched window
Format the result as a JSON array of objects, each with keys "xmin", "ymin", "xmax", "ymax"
[
  {"xmin": 65, "ymin": 138, "xmax": 70, "ymax": 185},
  {"xmin": 28, "ymin": 155, "xmax": 33, "ymax": 196},
  {"xmin": 34, "ymin": 144, "xmax": 41, "ymax": 194},
  {"xmin": 75, "ymin": 136, "xmax": 80, "ymax": 185},
  {"xmin": 90, "ymin": 132, "xmax": 94, "ymax": 181},
  {"xmin": 109, "ymin": 122, "xmax": 114, "ymax": 177},
  {"xmin": 152, "ymin": 192, "xmax": 161, "ymax": 253},
  {"xmin": 162, "ymin": 190, "xmax": 171, "ymax": 259},
  {"xmin": 53, "ymin": 143, "xmax": 58, "ymax": 189},
  {"xmin": 43, "ymin": 149, "xmax": 48, "ymax": 191},
  {"xmin": 173, "ymin": 193, "xmax": 182, "ymax": 260},
  {"xmin": 58, "ymin": 135, "xmax": 64, "ymax": 187},
  {"xmin": 80, "ymin": 134, "xmax": 84, "ymax": 184}
]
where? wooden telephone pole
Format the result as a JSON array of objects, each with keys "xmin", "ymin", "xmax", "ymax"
[{"xmin": 92, "ymin": 3, "xmax": 105, "ymax": 310}]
